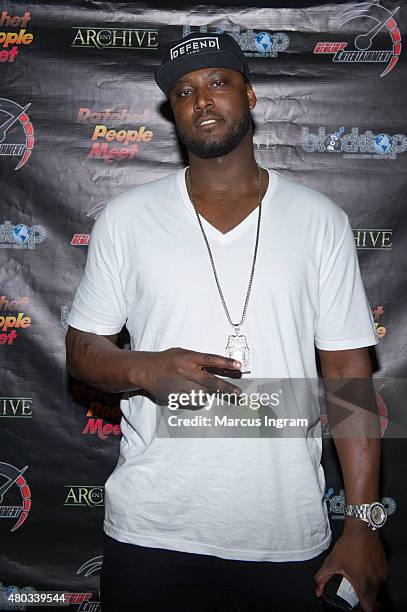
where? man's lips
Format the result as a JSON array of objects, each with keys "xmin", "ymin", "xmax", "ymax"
[{"xmin": 194, "ymin": 116, "xmax": 223, "ymax": 129}]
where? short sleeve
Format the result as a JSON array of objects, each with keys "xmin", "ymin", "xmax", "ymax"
[
  {"xmin": 68, "ymin": 205, "xmax": 127, "ymax": 335},
  {"xmin": 314, "ymin": 217, "xmax": 378, "ymax": 350}
]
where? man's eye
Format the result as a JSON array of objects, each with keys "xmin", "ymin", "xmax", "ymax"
[
  {"xmin": 212, "ymin": 80, "xmax": 226, "ymax": 87},
  {"xmin": 178, "ymin": 88, "xmax": 192, "ymax": 97}
]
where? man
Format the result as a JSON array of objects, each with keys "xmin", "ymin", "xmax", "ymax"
[{"xmin": 66, "ymin": 32, "xmax": 388, "ymax": 612}]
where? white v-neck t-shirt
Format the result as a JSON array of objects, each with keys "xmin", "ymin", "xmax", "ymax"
[{"xmin": 68, "ymin": 168, "xmax": 378, "ymax": 562}]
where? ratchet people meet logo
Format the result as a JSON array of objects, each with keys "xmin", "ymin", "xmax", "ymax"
[
  {"xmin": 314, "ymin": 2, "xmax": 401, "ymax": 77},
  {"xmin": 301, "ymin": 126, "xmax": 407, "ymax": 160},
  {"xmin": 0, "ymin": 10, "xmax": 33, "ymax": 64},
  {"xmin": 0, "ymin": 99, "xmax": 34, "ymax": 170},
  {"xmin": 75, "ymin": 107, "xmax": 153, "ymax": 164},
  {"xmin": 183, "ymin": 25, "xmax": 289, "ymax": 57},
  {"xmin": 0, "ymin": 296, "xmax": 31, "ymax": 345}
]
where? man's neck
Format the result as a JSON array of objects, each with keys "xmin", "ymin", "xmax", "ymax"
[
  {"xmin": 187, "ymin": 132, "xmax": 259, "ymax": 199},
  {"xmin": 186, "ymin": 133, "xmax": 268, "ymax": 234}
]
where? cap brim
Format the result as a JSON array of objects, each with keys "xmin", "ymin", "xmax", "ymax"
[{"xmin": 155, "ymin": 50, "xmax": 248, "ymax": 95}]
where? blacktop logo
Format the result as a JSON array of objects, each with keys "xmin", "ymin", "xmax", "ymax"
[
  {"xmin": 0, "ymin": 221, "xmax": 46, "ymax": 249},
  {"xmin": 0, "ymin": 99, "xmax": 34, "ymax": 170},
  {"xmin": 0, "ymin": 462, "xmax": 31, "ymax": 532},
  {"xmin": 183, "ymin": 25, "xmax": 289, "ymax": 57},
  {"xmin": 301, "ymin": 126, "xmax": 407, "ymax": 159},
  {"xmin": 314, "ymin": 2, "xmax": 401, "ymax": 77}
]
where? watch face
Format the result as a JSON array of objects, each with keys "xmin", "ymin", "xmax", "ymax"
[{"xmin": 370, "ymin": 503, "xmax": 387, "ymax": 527}]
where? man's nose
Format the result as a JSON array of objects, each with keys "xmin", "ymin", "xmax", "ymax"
[{"xmin": 193, "ymin": 87, "xmax": 214, "ymax": 112}]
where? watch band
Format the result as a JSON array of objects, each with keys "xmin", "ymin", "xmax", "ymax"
[
  {"xmin": 345, "ymin": 503, "xmax": 369, "ymax": 521},
  {"xmin": 345, "ymin": 502, "xmax": 387, "ymax": 530}
]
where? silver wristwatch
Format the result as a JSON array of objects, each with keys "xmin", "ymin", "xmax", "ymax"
[{"xmin": 345, "ymin": 502, "xmax": 387, "ymax": 530}]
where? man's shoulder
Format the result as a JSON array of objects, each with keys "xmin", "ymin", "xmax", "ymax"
[
  {"xmin": 273, "ymin": 170, "xmax": 347, "ymax": 225},
  {"xmin": 104, "ymin": 169, "xmax": 181, "ymax": 219}
]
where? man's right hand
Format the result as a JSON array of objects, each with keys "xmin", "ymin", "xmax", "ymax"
[
  {"xmin": 140, "ymin": 348, "xmax": 242, "ymax": 402},
  {"xmin": 66, "ymin": 327, "xmax": 242, "ymax": 397}
]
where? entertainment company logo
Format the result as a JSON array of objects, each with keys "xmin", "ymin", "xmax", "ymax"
[
  {"xmin": 301, "ymin": 126, "xmax": 407, "ymax": 159},
  {"xmin": 0, "ymin": 220, "xmax": 46, "ymax": 249},
  {"xmin": 0, "ymin": 462, "xmax": 31, "ymax": 532},
  {"xmin": 353, "ymin": 228, "xmax": 392, "ymax": 250},
  {"xmin": 0, "ymin": 10, "xmax": 33, "ymax": 64},
  {"xmin": 324, "ymin": 488, "xmax": 396, "ymax": 519},
  {"xmin": 0, "ymin": 295, "xmax": 31, "ymax": 346},
  {"xmin": 314, "ymin": 2, "xmax": 401, "ymax": 77},
  {"xmin": 183, "ymin": 25, "xmax": 289, "ymax": 58},
  {"xmin": 64, "ymin": 486, "xmax": 104, "ymax": 507},
  {"xmin": 0, "ymin": 397, "xmax": 32, "ymax": 418},
  {"xmin": 71, "ymin": 26, "xmax": 158, "ymax": 50},
  {"xmin": 0, "ymin": 99, "xmax": 34, "ymax": 170}
]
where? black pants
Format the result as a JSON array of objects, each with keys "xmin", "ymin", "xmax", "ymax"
[{"xmin": 100, "ymin": 534, "xmax": 328, "ymax": 612}]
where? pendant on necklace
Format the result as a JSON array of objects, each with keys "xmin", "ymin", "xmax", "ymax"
[{"xmin": 225, "ymin": 327, "xmax": 251, "ymax": 374}]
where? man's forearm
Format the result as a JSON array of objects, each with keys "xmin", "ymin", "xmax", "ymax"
[
  {"xmin": 320, "ymin": 355, "xmax": 381, "ymax": 532},
  {"xmin": 65, "ymin": 327, "xmax": 150, "ymax": 393}
]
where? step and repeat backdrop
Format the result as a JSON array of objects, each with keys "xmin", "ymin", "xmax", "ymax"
[{"xmin": 1, "ymin": 0, "xmax": 406, "ymax": 610}]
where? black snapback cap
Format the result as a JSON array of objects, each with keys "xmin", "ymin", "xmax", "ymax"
[{"xmin": 155, "ymin": 32, "xmax": 250, "ymax": 95}]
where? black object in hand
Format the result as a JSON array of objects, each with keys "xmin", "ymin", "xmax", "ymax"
[{"xmin": 322, "ymin": 574, "xmax": 359, "ymax": 610}]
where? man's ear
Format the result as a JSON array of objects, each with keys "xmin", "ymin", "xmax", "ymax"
[{"xmin": 246, "ymin": 82, "xmax": 257, "ymax": 110}]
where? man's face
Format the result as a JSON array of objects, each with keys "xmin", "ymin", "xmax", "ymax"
[{"xmin": 169, "ymin": 67, "xmax": 256, "ymax": 159}]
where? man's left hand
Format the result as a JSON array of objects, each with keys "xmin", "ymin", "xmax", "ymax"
[{"xmin": 314, "ymin": 523, "xmax": 388, "ymax": 611}]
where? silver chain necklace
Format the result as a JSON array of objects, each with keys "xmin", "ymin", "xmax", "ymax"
[{"xmin": 186, "ymin": 164, "xmax": 263, "ymax": 373}]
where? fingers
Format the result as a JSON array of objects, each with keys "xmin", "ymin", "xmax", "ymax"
[
  {"xmin": 313, "ymin": 555, "xmax": 339, "ymax": 598},
  {"xmin": 199, "ymin": 352, "xmax": 242, "ymax": 371},
  {"xmin": 191, "ymin": 370, "xmax": 242, "ymax": 396}
]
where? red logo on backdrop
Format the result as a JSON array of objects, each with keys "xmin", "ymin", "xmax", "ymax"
[
  {"xmin": 71, "ymin": 233, "xmax": 90, "ymax": 246},
  {"xmin": 0, "ymin": 99, "xmax": 34, "ymax": 170},
  {"xmin": 314, "ymin": 2, "xmax": 401, "ymax": 77},
  {"xmin": 0, "ymin": 462, "xmax": 31, "ymax": 531}
]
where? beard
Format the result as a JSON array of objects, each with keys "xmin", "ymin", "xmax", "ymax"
[{"xmin": 176, "ymin": 109, "xmax": 252, "ymax": 159}]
